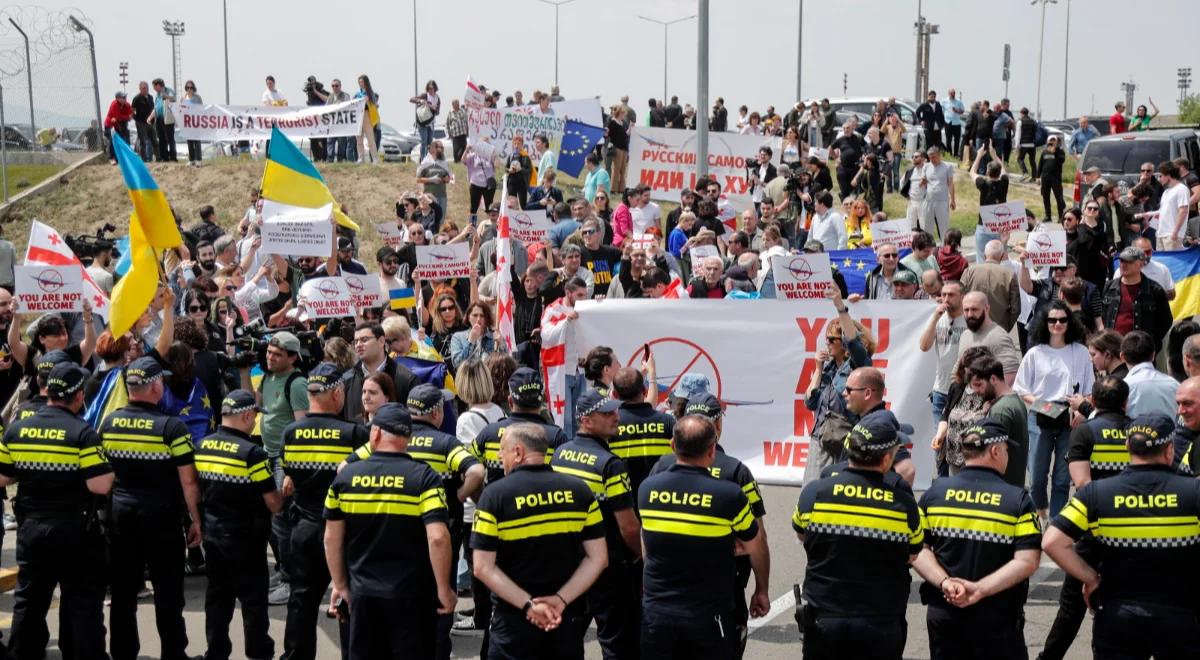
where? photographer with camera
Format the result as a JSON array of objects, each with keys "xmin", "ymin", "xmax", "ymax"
[
  {"xmin": 748, "ymin": 147, "xmax": 777, "ymax": 220},
  {"xmin": 303, "ymin": 76, "xmax": 329, "ymax": 161}
]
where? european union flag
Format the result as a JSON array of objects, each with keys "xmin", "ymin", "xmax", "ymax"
[
  {"xmin": 828, "ymin": 247, "xmax": 912, "ymax": 296},
  {"xmin": 558, "ymin": 119, "xmax": 604, "ymax": 178}
]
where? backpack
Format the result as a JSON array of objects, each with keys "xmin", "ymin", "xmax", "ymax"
[{"xmin": 1034, "ymin": 122, "xmax": 1049, "ymax": 147}]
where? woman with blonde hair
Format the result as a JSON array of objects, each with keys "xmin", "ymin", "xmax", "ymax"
[
  {"xmin": 322, "ymin": 336, "xmax": 356, "ymax": 372},
  {"xmin": 423, "ymin": 292, "xmax": 467, "ymax": 364},
  {"xmin": 844, "ymin": 197, "xmax": 873, "ymax": 248}
]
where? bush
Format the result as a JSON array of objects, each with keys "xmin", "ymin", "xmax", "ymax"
[{"xmin": 1181, "ymin": 94, "xmax": 1200, "ymax": 125}]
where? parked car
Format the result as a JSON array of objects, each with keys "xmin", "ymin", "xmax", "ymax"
[
  {"xmin": 379, "ymin": 122, "xmax": 419, "ymax": 162},
  {"xmin": 1, "ymin": 126, "xmax": 32, "ymax": 150},
  {"xmin": 805, "ymin": 97, "xmax": 925, "ymax": 155},
  {"xmin": 1073, "ymin": 129, "xmax": 1200, "ymax": 203},
  {"xmin": 407, "ymin": 125, "xmax": 452, "ymax": 160}
]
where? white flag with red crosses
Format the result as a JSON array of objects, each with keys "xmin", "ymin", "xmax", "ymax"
[{"xmin": 24, "ymin": 220, "xmax": 111, "ymax": 320}]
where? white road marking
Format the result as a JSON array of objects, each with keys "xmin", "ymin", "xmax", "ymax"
[{"xmin": 748, "ymin": 588, "xmax": 796, "ymax": 632}]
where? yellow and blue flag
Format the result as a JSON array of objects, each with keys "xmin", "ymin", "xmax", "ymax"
[
  {"xmin": 558, "ymin": 119, "xmax": 605, "ymax": 178},
  {"xmin": 261, "ymin": 125, "xmax": 359, "ymax": 231},
  {"xmin": 112, "ymin": 136, "xmax": 183, "ymax": 249},
  {"xmin": 389, "ymin": 287, "xmax": 416, "ymax": 310},
  {"xmin": 1157, "ymin": 247, "xmax": 1200, "ymax": 320},
  {"xmin": 108, "ymin": 214, "xmax": 160, "ymax": 337}
]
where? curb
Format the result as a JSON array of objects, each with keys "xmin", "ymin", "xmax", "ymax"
[{"xmin": 0, "ymin": 151, "xmax": 106, "ymax": 218}]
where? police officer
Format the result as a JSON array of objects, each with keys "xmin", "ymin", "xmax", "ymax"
[
  {"xmin": 551, "ymin": 389, "xmax": 642, "ymax": 659},
  {"xmin": 1043, "ymin": 414, "xmax": 1200, "ymax": 659},
  {"xmin": 195, "ymin": 390, "xmax": 284, "ymax": 660},
  {"xmin": 99, "ymin": 356, "xmax": 203, "ymax": 660},
  {"xmin": 791, "ymin": 409, "xmax": 924, "ymax": 660},
  {"xmin": 915, "ymin": 419, "xmax": 1041, "ymax": 660},
  {"xmin": 12, "ymin": 349, "xmax": 74, "ymax": 421},
  {"xmin": 651, "ymin": 394, "xmax": 766, "ymax": 657},
  {"xmin": 639, "ymin": 415, "xmax": 770, "ymax": 659},
  {"xmin": 611, "ymin": 365, "xmax": 675, "ymax": 494},
  {"xmin": 842, "ymin": 367, "xmax": 917, "ymax": 485},
  {"xmin": 0, "ymin": 362, "xmax": 112, "ymax": 660},
  {"xmin": 1041, "ymin": 376, "xmax": 1130, "ymax": 660},
  {"xmin": 1171, "ymin": 377, "xmax": 1199, "ymax": 475},
  {"xmin": 324, "ymin": 403, "xmax": 456, "ymax": 659},
  {"xmin": 280, "ymin": 363, "xmax": 368, "ymax": 660},
  {"xmin": 471, "ymin": 422, "xmax": 608, "ymax": 660}
]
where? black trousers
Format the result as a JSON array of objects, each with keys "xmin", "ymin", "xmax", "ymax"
[
  {"xmin": 587, "ymin": 559, "xmax": 641, "ymax": 660},
  {"xmin": 186, "ymin": 140, "xmax": 202, "ymax": 163},
  {"xmin": 7, "ymin": 515, "xmax": 107, "ymax": 660},
  {"xmin": 470, "ymin": 183, "xmax": 496, "ymax": 217},
  {"xmin": 925, "ymin": 128, "xmax": 944, "ymax": 151},
  {"xmin": 434, "ymin": 519, "xmax": 464, "ymax": 660},
  {"xmin": 347, "ymin": 595, "xmax": 436, "ymax": 660},
  {"xmin": 641, "ymin": 606, "xmax": 738, "ymax": 660},
  {"xmin": 108, "ymin": 500, "xmax": 189, "ymax": 660},
  {"xmin": 204, "ymin": 526, "xmax": 274, "ymax": 660},
  {"xmin": 927, "ymin": 604, "xmax": 1026, "ymax": 660},
  {"xmin": 1039, "ymin": 542, "xmax": 1097, "ymax": 660},
  {"xmin": 1017, "ymin": 146, "xmax": 1037, "ymax": 176},
  {"xmin": 1092, "ymin": 600, "xmax": 1200, "ymax": 660},
  {"xmin": 836, "ymin": 168, "xmax": 855, "ymax": 201},
  {"xmin": 1041, "ymin": 178, "xmax": 1065, "ymax": 222},
  {"xmin": 311, "ymin": 138, "xmax": 327, "ymax": 162},
  {"xmin": 155, "ymin": 120, "xmax": 177, "ymax": 161},
  {"xmin": 799, "ymin": 606, "xmax": 905, "ymax": 660},
  {"xmin": 944, "ymin": 125, "xmax": 962, "ymax": 156},
  {"xmin": 487, "ymin": 603, "xmax": 586, "ymax": 660},
  {"xmin": 283, "ymin": 515, "xmax": 348, "ymax": 660},
  {"xmin": 452, "ymin": 135, "xmax": 468, "ymax": 163}
]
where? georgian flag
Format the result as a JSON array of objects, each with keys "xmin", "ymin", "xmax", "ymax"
[
  {"xmin": 25, "ymin": 219, "xmax": 111, "ymax": 320},
  {"xmin": 539, "ymin": 297, "xmax": 572, "ymax": 426},
  {"xmin": 495, "ymin": 176, "xmax": 517, "ymax": 354}
]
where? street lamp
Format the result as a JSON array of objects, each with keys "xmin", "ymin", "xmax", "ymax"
[
  {"xmin": 696, "ymin": 0, "xmax": 709, "ymax": 178},
  {"xmin": 68, "ymin": 15, "xmax": 102, "ymax": 153},
  {"xmin": 1032, "ymin": 0, "xmax": 1057, "ymax": 119},
  {"xmin": 7, "ymin": 18, "xmax": 34, "ymax": 145},
  {"xmin": 1180, "ymin": 67, "xmax": 1193, "ymax": 105},
  {"xmin": 222, "ymin": 0, "xmax": 230, "ymax": 103},
  {"xmin": 537, "ymin": 0, "xmax": 578, "ymax": 88},
  {"xmin": 161, "ymin": 20, "xmax": 186, "ymax": 92},
  {"xmin": 637, "ymin": 13, "xmax": 696, "ymax": 103},
  {"xmin": 1062, "ymin": 0, "xmax": 1071, "ymax": 118}
]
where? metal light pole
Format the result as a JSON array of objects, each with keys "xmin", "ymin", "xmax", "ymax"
[
  {"xmin": 161, "ymin": 20, "xmax": 186, "ymax": 92},
  {"xmin": 538, "ymin": 0, "xmax": 578, "ymax": 88},
  {"xmin": 412, "ymin": 0, "xmax": 419, "ymax": 95},
  {"xmin": 119, "ymin": 62, "xmax": 129, "ymax": 94},
  {"xmin": 2, "ymin": 82, "xmax": 8, "ymax": 202},
  {"xmin": 913, "ymin": 0, "xmax": 923, "ymax": 101},
  {"xmin": 68, "ymin": 16, "xmax": 102, "ymax": 153},
  {"xmin": 637, "ymin": 14, "xmax": 695, "ymax": 103},
  {"xmin": 8, "ymin": 18, "xmax": 34, "ymax": 145},
  {"xmin": 222, "ymin": 0, "xmax": 230, "ymax": 103},
  {"xmin": 1032, "ymin": 0, "xmax": 1057, "ymax": 119},
  {"xmin": 1121, "ymin": 79, "xmax": 1137, "ymax": 114},
  {"xmin": 796, "ymin": 0, "xmax": 804, "ymax": 101},
  {"xmin": 696, "ymin": 0, "xmax": 709, "ymax": 178},
  {"xmin": 1180, "ymin": 68, "xmax": 1193, "ymax": 106},
  {"xmin": 1062, "ymin": 0, "xmax": 1071, "ymax": 118}
]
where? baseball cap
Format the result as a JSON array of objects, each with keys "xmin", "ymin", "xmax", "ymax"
[
  {"xmin": 672, "ymin": 373, "xmax": 711, "ymax": 400},
  {"xmin": 125, "ymin": 356, "xmax": 171, "ymax": 387},
  {"xmin": 576, "ymin": 389, "xmax": 620, "ymax": 419},
  {"xmin": 306, "ymin": 362, "xmax": 351, "ymax": 393},
  {"xmin": 37, "ymin": 349, "xmax": 75, "ymax": 377},
  {"xmin": 407, "ymin": 383, "xmax": 451, "ymax": 416},
  {"xmin": 846, "ymin": 410, "xmax": 901, "ymax": 453},
  {"xmin": 46, "ymin": 363, "xmax": 89, "ymax": 398},
  {"xmin": 958, "ymin": 419, "xmax": 1014, "ymax": 449},
  {"xmin": 802, "ymin": 241, "xmax": 826, "ymax": 254},
  {"xmin": 269, "ymin": 331, "xmax": 302, "ymax": 354},
  {"xmin": 685, "ymin": 393, "xmax": 723, "ymax": 419},
  {"xmin": 371, "ymin": 403, "xmax": 413, "ymax": 436},
  {"xmin": 221, "ymin": 389, "xmax": 261, "ymax": 415},
  {"xmin": 891, "ymin": 269, "xmax": 919, "ymax": 285},
  {"xmin": 337, "ymin": 236, "xmax": 353, "ymax": 251},
  {"xmin": 1117, "ymin": 246, "xmax": 1145, "ymax": 263},
  {"xmin": 1126, "ymin": 414, "xmax": 1175, "ymax": 449},
  {"xmin": 508, "ymin": 367, "xmax": 544, "ymax": 408}
]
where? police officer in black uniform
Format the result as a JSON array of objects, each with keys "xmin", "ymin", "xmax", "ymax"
[
  {"xmin": 1043, "ymin": 414, "xmax": 1200, "ymax": 659},
  {"xmin": 611, "ymin": 365, "xmax": 675, "ymax": 494},
  {"xmin": 99, "ymin": 356, "xmax": 203, "ymax": 660},
  {"xmin": 280, "ymin": 362, "xmax": 367, "ymax": 660},
  {"xmin": 550, "ymin": 389, "xmax": 641, "ymax": 659},
  {"xmin": 915, "ymin": 419, "xmax": 1042, "ymax": 660},
  {"xmin": 472, "ymin": 422, "xmax": 608, "ymax": 660},
  {"xmin": 324, "ymin": 403, "xmax": 456, "ymax": 659},
  {"xmin": 0, "ymin": 362, "xmax": 112, "ymax": 660},
  {"xmin": 791, "ymin": 409, "xmax": 924, "ymax": 660},
  {"xmin": 195, "ymin": 390, "xmax": 284, "ymax": 660},
  {"xmin": 12, "ymin": 349, "xmax": 74, "ymax": 421},
  {"xmin": 1040, "ymin": 376, "xmax": 1130, "ymax": 660},
  {"xmin": 639, "ymin": 414, "xmax": 770, "ymax": 659}
]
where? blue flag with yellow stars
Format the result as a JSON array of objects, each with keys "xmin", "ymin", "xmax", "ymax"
[
  {"xmin": 558, "ymin": 119, "xmax": 605, "ymax": 178},
  {"xmin": 828, "ymin": 247, "xmax": 911, "ymax": 296}
]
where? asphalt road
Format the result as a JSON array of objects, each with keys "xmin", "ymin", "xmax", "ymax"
[{"xmin": 0, "ymin": 483, "xmax": 1092, "ymax": 659}]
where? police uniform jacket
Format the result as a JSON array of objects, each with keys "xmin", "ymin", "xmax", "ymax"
[
  {"xmin": 99, "ymin": 400, "xmax": 194, "ymax": 512},
  {"xmin": 638, "ymin": 463, "xmax": 758, "ymax": 617},
  {"xmin": 194, "ymin": 425, "xmax": 276, "ymax": 532},
  {"xmin": 614, "ymin": 402, "xmax": 675, "ymax": 494},
  {"xmin": 281, "ymin": 412, "xmax": 369, "ymax": 520},
  {"xmin": 1052, "ymin": 464, "xmax": 1200, "ymax": 610},
  {"xmin": 652, "ymin": 445, "xmax": 766, "ymax": 519},
  {"xmin": 550, "ymin": 433, "xmax": 634, "ymax": 561},
  {"xmin": 471, "ymin": 412, "xmax": 567, "ymax": 484},
  {"xmin": 12, "ymin": 394, "xmax": 48, "ymax": 422},
  {"xmin": 792, "ymin": 466, "xmax": 923, "ymax": 618},
  {"xmin": 0, "ymin": 405, "xmax": 111, "ymax": 516},
  {"xmin": 1066, "ymin": 411, "xmax": 1132, "ymax": 481}
]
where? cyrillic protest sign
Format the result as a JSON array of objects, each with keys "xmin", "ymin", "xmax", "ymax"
[
  {"xmin": 870, "ymin": 218, "xmax": 913, "ymax": 250},
  {"xmin": 571, "ymin": 299, "xmax": 937, "ymax": 487},
  {"xmin": 174, "ymin": 98, "xmax": 366, "ymax": 141},
  {"xmin": 770, "ymin": 254, "xmax": 833, "ymax": 300},
  {"xmin": 1026, "ymin": 228, "xmax": 1067, "ymax": 267},
  {"xmin": 629, "ymin": 126, "xmax": 782, "ymax": 202},
  {"xmin": 507, "ymin": 209, "xmax": 553, "ymax": 244},
  {"xmin": 980, "ymin": 201, "xmax": 1027, "ymax": 234},
  {"xmin": 298, "ymin": 277, "xmax": 354, "ymax": 318},
  {"xmin": 416, "ymin": 243, "xmax": 471, "ymax": 280},
  {"xmin": 260, "ymin": 201, "xmax": 334, "ymax": 258},
  {"xmin": 343, "ymin": 274, "xmax": 384, "ymax": 310},
  {"xmin": 465, "ymin": 98, "xmax": 603, "ymax": 160},
  {"xmin": 373, "ymin": 221, "xmax": 405, "ymax": 248},
  {"xmin": 15, "ymin": 265, "xmax": 83, "ymax": 312}
]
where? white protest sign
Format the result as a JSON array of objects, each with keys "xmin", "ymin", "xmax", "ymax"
[
  {"xmin": 507, "ymin": 209, "xmax": 553, "ymax": 244},
  {"xmin": 629, "ymin": 234, "xmax": 659, "ymax": 252},
  {"xmin": 629, "ymin": 126, "xmax": 783, "ymax": 202},
  {"xmin": 811, "ymin": 147, "xmax": 830, "ymax": 161},
  {"xmin": 343, "ymin": 274, "xmax": 385, "ymax": 310},
  {"xmin": 870, "ymin": 218, "xmax": 913, "ymax": 250},
  {"xmin": 689, "ymin": 245, "xmax": 720, "ymax": 263},
  {"xmin": 373, "ymin": 221, "xmax": 405, "ymax": 248},
  {"xmin": 174, "ymin": 98, "xmax": 366, "ymax": 140},
  {"xmin": 465, "ymin": 98, "xmax": 603, "ymax": 160},
  {"xmin": 416, "ymin": 243, "xmax": 471, "ymax": 280},
  {"xmin": 298, "ymin": 277, "xmax": 355, "ymax": 318},
  {"xmin": 260, "ymin": 201, "xmax": 334, "ymax": 258},
  {"xmin": 1026, "ymin": 229, "xmax": 1067, "ymax": 267},
  {"xmin": 979, "ymin": 201, "xmax": 1027, "ymax": 234},
  {"xmin": 770, "ymin": 253, "xmax": 833, "ymax": 300},
  {"xmin": 14, "ymin": 265, "xmax": 83, "ymax": 313}
]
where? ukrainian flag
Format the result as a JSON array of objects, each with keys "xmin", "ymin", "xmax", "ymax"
[
  {"xmin": 1158, "ymin": 247, "xmax": 1200, "ymax": 320},
  {"xmin": 261, "ymin": 125, "xmax": 359, "ymax": 231},
  {"xmin": 109, "ymin": 213, "xmax": 160, "ymax": 337},
  {"xmin": 112, "ymin": 136, "xmax": 183, "ymax": 249},
  {"xmin": 85, "ymin": 367, "xmax": 129, "ymax": 430},
  {"xmin": 389, "ymin": 287, "xmax": 416, "ymax": 310}
]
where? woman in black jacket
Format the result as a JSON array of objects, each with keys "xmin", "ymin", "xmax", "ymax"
[{"xmin": 1037, "ymin": 136, "xmax": 1066, "ymax": 221}]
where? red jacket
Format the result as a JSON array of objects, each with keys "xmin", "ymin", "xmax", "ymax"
[
  {"xmin": 105, "ymin": 99, "xmax": 133, "ymax": 128},
  {"xmin": 937, "ymin": 245, "xmax": 968, "ymax": 282}
]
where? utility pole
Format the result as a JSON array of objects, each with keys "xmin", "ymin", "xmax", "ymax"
[
  {"xmin": 696, "ymin": 0, "xmax": 709, "ymax": 178},
  {"xmin": 922, "ymin": 23, "xmax": 938, "ymax": 96},
  {"xmin": 1, "ymin": 82, "xmax": 8, "ymax": 202},
  {"xmin": 161, "ymin": 20, "xmax": 186, "ymax": 92},
  {"xmin": 843, "ymin": 73, "xmax": 848, "ymax": 96},
  {"xmin": 1180, "ymin": 68, "xmax": 1193, "ymax": 106},
  {"xmin": 8, "ymin": 18, "xmax": 34, "ymax": 145},
  {"xmin": 1121, "ymin": 79, "xmax": 1137, "ymax": 114},
  {"xmin": 68, "ymin": 16, "xmax": 102, "ymax": 153},
  {"xmin": 638, "ymin": 14, "xmax": 696, "ymax": 104},
  {"xmin": 1062, "ymin": 0, "xmax": 1071, "ymax": 118},
  {"xmin": 412, "ymin": 0, "xmax": 419, "ymax": 95},
  {"xmin": 539, "ymin": 0, "xmax": 578, "ymax": 88},
  {"xmin": 119, "ymin": 62, "xmax": 129, "ymax": 95},
  {"xmin": 1002, "ymin": 44, "xmax": 1011, "ymax": 100},
  {"xmin": 796, "ymin": 0, "xmax": 804, "ymax": 101},
  {"xmin": 222, "ymin": 0, "xmax": 230, "ymax": 103},
  {"xmin": 914, "ymin": 0, "xmax": 923, "ymax": 101},
  {"xmin": 1032, "ymin": 0, "xmax": 1057, "ymax": 119}
]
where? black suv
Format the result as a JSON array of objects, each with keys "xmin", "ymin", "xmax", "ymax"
[{"xmin": 1073, "ymin": 129, "xmax": 1200, "ymax": 203}]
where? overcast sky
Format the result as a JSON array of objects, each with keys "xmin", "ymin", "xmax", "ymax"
[{"xmin": 13, "ymin": 0, "xmax": 1200, "ymax": 127}]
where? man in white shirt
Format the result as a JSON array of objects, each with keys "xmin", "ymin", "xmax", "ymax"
[
  {"xmin": 262, "ymin": 75, "xmax": 287, "ymax": 106},
  {"xmin": 1133, "ymin": 236, "xmax": 1176, "ymax": 301},
  {"xmin": 959, "ymin": 292, "xmax": 1021, "ymax": 385},
  {"xmin": 901, "ymin": 151, "xmax": 931, "ymax": 230},
  {"xmin": 1143, "ymin": 161, "xmax": 1189, "ymax": 251},
  {"xmin": 1121, "ymin": 330, "xmax": 1179, "ymax": 418},
  {"xmin": 808, "ymin": 190, "xmax": 846, "ymax": 251},
  {"xmin": 919, "ymin": 280, "xmax": 967, "ymax": 430},
  {"xmin": 630, "ymin": 185, "xmax": 661, "ymax": 235},
  {"xmin": 919, "ymin": 146, "xmax": 956, "ymax": 242}
]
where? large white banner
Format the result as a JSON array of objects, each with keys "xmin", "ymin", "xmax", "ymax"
[
  {"xmin": 629, "ymin": 126, "xmax": 783, "ymax": 202},
  {"xmin": 466, "ymin": 98, "xmax": 603, "ymax": 159},
  {"xmin": 174, "ymin": 98, "xmax": 367, "ymax": 140},
  {"xmin": 572, "ymin": 299, "xmax": 937, "ymax": 488},
  {"xmin": 259, "ymin": 201, "xmax": 334, "ymax": 258}
]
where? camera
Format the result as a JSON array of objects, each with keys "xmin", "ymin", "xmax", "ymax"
[
  {"xmin": 65, "ymin": 222, "xmax": 118, "ymax": 264},
  {"xmin": 303, "ymin": 77, "xmax": 327, "ymax": 104}
]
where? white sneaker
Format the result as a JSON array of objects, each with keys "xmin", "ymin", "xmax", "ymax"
[{"xmin": 268, "ymin": 582, "xmax": 290, "ymax": 606}]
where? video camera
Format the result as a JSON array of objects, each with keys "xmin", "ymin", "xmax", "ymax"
[
  {"xmin": 65, "ymin": 222, "xmax": 118, "ymax": 264},
  {"xmin": 303, "ymin": 77, "xmax": 327, "ymax": 104},
  {"xmin": 226, "ymin": 319, "xmax": 328, "ymax": 373}
]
